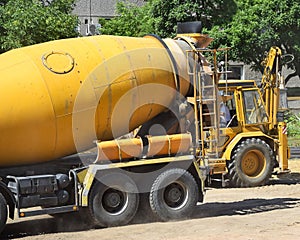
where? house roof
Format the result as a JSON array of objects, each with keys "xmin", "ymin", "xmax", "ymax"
[{"xmin": 73, "ymin": 0, "xmax": 145, "ymax": 18}]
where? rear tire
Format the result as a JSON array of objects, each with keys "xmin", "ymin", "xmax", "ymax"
[
  {"xmin": 87, "ymin": 172, "xmax": 139, "ymax": 227},
  {"xmin": 149, "ymin": 168, "xmax": 198, "ymax": 221},
  {"xmin": 0, "ymin": 193, "xmax": 7, "ymax": 233},
  {"xmin": 227, "ymin": 138, "xmax": 274, "ymax": 187}
]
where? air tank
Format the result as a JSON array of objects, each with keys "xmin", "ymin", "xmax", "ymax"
[{"xmin": 0, "ymin": 34, "xmax": 195, "ymax": 166}]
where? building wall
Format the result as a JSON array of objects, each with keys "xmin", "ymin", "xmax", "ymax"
[
  {"xmin": 222, "ymin": 61, "xmax": 262, "ymax": 83},
  {"xmin": 284, "ymin": 68, "xmax": 300, "ymax": 114},
  {"xmin": 73, "ymin": 0, "xmax": 145, "ymax": 36},
  {"xmin": 226, "ymin": 62, "xmax": 300, "ymax": 113}
]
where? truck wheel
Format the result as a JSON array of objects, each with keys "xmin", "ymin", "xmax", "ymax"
[
  {"xmin": 149, "ymin": 168, "xmax": 198, "ymax": 221},
  {"xmin": 0, "ymin": 193, "xmax": 7, "ymax": 233},
  {"xmin": 228, "ymin": 138, "xmax": 274, "ymax": 187},
  {"xmin": 87, "ymin": 172, "xmax": 139, "ymax": 227}
]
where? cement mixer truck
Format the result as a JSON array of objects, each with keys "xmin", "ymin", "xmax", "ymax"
[
  {"xmin": 0, "ymin": 21, "xmax": 289, "ymax": 233},
  {"xmin": 0, "ymin": 21, "xmax": 211, "ymax": 232}
]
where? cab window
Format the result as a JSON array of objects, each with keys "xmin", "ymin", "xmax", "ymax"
[{"xmin": 243, "ymin": 90, "xmax": 268, "ymax": 124}]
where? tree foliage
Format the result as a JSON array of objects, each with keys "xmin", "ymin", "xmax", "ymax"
[
  {"xmin": 100, "ymin": 0, "xmax": 237, "ymax": 38},
  {"xmin": 208, "ymin": 0, "xmax": 300, "ymax": 82},
  {"xmin": 150, "ymin": 0, "xmax": 237, "ymax": 38},
  {"xmin": 0, "ymin": 0, "xmax": 79, "ymax": 53},
  {"xmin": 99, "ymin": 1, "xmax": 154, "ymax": 37},
  {"xmin": 100, "ymin": 0, "xmax": 299, "ymax": 82}
]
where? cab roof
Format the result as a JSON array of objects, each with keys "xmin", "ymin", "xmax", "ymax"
[{"xmin": 218, "ymin": 79, "xmax": 258, "ymax": 90}]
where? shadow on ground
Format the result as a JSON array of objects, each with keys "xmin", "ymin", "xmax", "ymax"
[
  {"xmin": 209, "ymin": 170, "xmax": 300, "ymax": 188},
  {"xmin": 193, "ymin": 197, "xmax": 300, "ymax": 218},
  {"xmin": 270, "ymin": 172, "xmax": 300, "ymax": 185},
  {"xmin": 2, "ymin": 164, "xmax": 300, "ymax": 239},
  {"xmin": 1, "ymin": 212, "xmax": 90, "ymax": 239},
  {"xmin": 2, "ymin": 196, "xmax": 300, "ymax": 239}
]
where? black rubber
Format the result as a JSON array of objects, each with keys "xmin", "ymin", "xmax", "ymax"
[
  {"xmin": 149, "ymin": 168, "xmax": 198, "ymax": 221},
  {"xmin": 227, "ymin": 138, "xmax": 275, "ymax": 187},
  {"xmin": 86, "ymin": 172, "xmax": 139, "ymax": 227},
  {"xmin": 0, "ymin": 193, "xmax": 7, "ymax": 234}
]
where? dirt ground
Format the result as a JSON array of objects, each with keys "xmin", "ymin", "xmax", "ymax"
[{"xmin": 1, "ymin": 160, "xmax": 300, "ymax": 240}]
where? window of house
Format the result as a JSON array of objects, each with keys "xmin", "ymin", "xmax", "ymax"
[{"xmin": 227, "ymin": 65, "xmax": 244, "ymax": 80}]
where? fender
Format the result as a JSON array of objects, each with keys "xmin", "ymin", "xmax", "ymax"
[
  {"xmin": 222, "ymin": 131, "xmax": 274, "ymax": 160},
  {"xmin": 80, "ymin": 155, "xmax": 196, "ymax": 206}
]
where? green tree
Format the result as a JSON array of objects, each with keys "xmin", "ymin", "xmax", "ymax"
[
  {"xmin": 99, "ymin": 1, "xmax": 154, "ymax": 37},
  {"xmin": 100, "ymin": 0, "xmax": 299, "ymax": 83},
  {"xmin": 150, "ymin": 0, "xmax": 237, "ymax": 38},
  {"xmin": 208, "ymin": 0, "xmax": 300, "ymax": 83},
  {"xmin": 99, "ymin": 0, "xmax": 237, "ymax": 38},
  {"xmin": 0, "ymin": 0, "xmax": 79, "ymax": 53}
]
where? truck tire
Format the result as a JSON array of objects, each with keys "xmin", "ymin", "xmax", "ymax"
[
  {"xmin": 0, "ymin": 193, "xmax": 7, "ymax": 233},
  {"xmin": 227, "ymin": 138, "xmax": 274, "ymax": 187},
  {"xmin": 87, "ymin": 172, "xmax": 139, "ymax": 227},
  {"xmin": 149, "ymin": 168, "xmax": 198, "ymax": 221}
]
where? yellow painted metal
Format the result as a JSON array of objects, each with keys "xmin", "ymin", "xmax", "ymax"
[
  {"xmin": 76, "ymin": 168, "xmax": 88, "ymax": 184},
  {"xmin": 95, "ymin": 133, "xmax": 192, "ymax": 161},
  {"xmin": 0, "ymin": 35, "xmax": 191, "ymax": 166},
  {"xmin": 278, "ymin": 122, "xmax": 289, "ymax": 171},
  {"xmin": 175, "ymin": 33, "xmax": 213, "ymax": 48},
  {"xmin": 207, "ymin": 158, "xmax": 227, "ymax": 174},
  {"xmin": 218, "ymin": 79, "xmax": 258, "ymax": 90},
  {"xmin": 222, "ymin": 131, "xmax": 273, "ymax": 160},
  {"xmin": 96, "ymin": 138, "xmax": 143, "ymax": 161},
  {"xmin": 146, "ymin": 133, "xmax": 192, "ymax": 157},
  {"xmin": 80, "ymin": 154, "xmax": 195, "ymax": 206},
  {"xmin": 81, "ymin": 169, "xmax": 96, "ymax": 206},
  {"xmin": 261, "ymin": 47, "xmax": 282, "ymax": 130},
  {"xmin": 241, "ymin": 149, "xmax": 266, "ymax": 177}
]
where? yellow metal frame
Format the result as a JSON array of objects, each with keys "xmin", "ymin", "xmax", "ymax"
[
  {"xmin": 80, "ymin": 155, "xmax": 199, "ymax": 206},
  {"xmin": 277, "ymin": 122, "xmax": 289, "ymax": 171},
  {"xmin": 222, "ymin": 131, "xmax": 274, "ymax": 160}
]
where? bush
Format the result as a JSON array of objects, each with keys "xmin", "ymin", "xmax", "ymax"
[{"xmin": 285, "ymin": 111, "xmax": 300, "ymax": 137}]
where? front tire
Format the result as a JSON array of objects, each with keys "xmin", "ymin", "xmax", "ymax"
[
  {"xmin": 149, "ymin": 168, "xmax": 198, "ymax": 221},
  {"xmin": 227, "ymin": 138, "xmax": 274, "ymax": 187},
  {"xmin": 0, "ymin": 193, "xmax": 7, "ymax": 233},
  {"xmin": 87, "ymin": 172, "xmax": 139, "ymax": 227}
]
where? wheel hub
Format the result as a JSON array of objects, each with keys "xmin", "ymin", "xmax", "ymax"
[
  {"xmin": 241, "ymin": 150, "xmax": 266, "ymax": 177},
  {"xmin": 164, "ymin": 182, "xmax": 187, "ymax": 209},
  {"xmin": 104, "ymin": 192, "xmax": 121, "ymax": 208},
  {"xmin": 167, "ymin": 186, "xmax": 182, "ymax": 203},
  {"xmin": 102, "ymin": 189, "xmax": 126, "ymax": 214}
]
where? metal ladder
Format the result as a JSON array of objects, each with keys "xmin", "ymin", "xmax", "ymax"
[{"xmin": 187, "ymin": 49, "xmax": 220, "ymax": 158}]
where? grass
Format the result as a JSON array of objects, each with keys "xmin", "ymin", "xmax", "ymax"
[
  {"xmin": 288, "ymin": 136, "xmax": 300, "ymax": 147},
  {"xmin": 286, "ymin": 112, "xmax": 300, "ymax": 147}
]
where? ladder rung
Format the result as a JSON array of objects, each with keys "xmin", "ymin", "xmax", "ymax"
[
  {"xmin": 206, "ymin": 153, "xmax": 219, "ymax": 158},
  {"xmin": 188, "ymin": 97, "xmax": 217, "ymax": 103},
  {"xmin": 202, "ymin": 85, "xmax": 215, "ymax": 89},
  {"xmin": 200, "ymin": 98, "xmax": 216, "ymax": 102},
  {"xmin": 204, "ymin": 152, "xmax": 219, "ymax": 156},
  {"xmin": 203, "ymin": 126, "xmax": 217, "ymax": 130},
  {"xmin": 202, "ymin": 112, "xmax": 216, "ymax": 116},
  {"xmin": 204, "ymin": 139, "xmax": 217, "ymax": 143},
  {"xmin": 197, "ymin": 70, "xmax": 214, "ymax": 74}
]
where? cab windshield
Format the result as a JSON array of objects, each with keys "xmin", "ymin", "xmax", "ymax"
[{"xmin": 243, "ymin": 90, "xmax": 268, "ymax": 124}]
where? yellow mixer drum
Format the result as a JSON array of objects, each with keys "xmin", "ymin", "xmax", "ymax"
[{"xmin": 0, "ymin": 35, "xmax": 191, "ymax": 166}]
